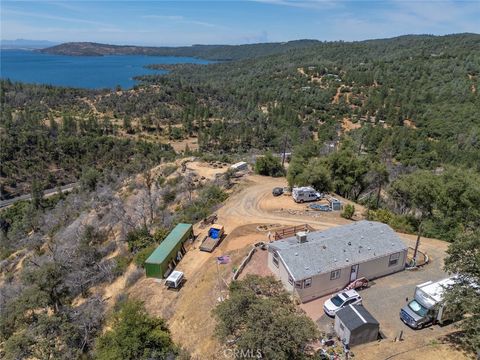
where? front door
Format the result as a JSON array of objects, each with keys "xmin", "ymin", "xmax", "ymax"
[{"xmin": 350, "ymin": 264, "xmax": 359, "ymax": 282}]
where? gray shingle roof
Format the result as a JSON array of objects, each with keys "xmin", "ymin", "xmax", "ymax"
[
  {"xmin": 269, "ymin": 221, "xmax": 407, "ymax": 280},
  {"xmin": 337, "ymin": 304, "xmax": 379, "ymax": 330}
]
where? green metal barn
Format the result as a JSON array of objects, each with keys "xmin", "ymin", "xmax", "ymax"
[{"xmin": 144, "ymin": 223, "xmax": 193, "ymax": 278}]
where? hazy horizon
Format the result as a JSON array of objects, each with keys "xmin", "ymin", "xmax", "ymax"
[{"xmin": 2, "ymin": 0, "xmax": 479, "ymax": 47}]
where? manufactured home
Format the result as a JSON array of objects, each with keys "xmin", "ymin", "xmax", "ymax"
[
  {"xmin": 268, "ymin": 221, "xmax": 408, "ymax": 302},
  {"xmin": 335, "ymin": 304, "xmax": 379, "ymax": 346},
  {"xmin": 145, "ymin": 223, "xmax": 194, "ymax": 279}
]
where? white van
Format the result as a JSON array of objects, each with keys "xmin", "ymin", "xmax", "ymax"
[
  {"xmin": 165, "ymin": 271, "xmax": 184, "ymax": 289},
  {"xmin": 292, "ymin": 187, "xmax": 321, "ymax": 203}
]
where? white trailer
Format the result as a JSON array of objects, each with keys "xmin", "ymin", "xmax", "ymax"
[
  {"xmin": 230, "ymin": 161, "xmax": 248, "ymax": 172},
  {"xmin": 165, "ymin": 271, "xmax": 184, "ymax": 289}
]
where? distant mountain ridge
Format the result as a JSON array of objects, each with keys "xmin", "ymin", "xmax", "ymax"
[
  {"xmin": 39, "ymin": 40, "xmax": 321, "ymax": 60},
  {"xmin": 38, "ymin": 34, "xmax": 479, "ymax": 61},
  {"xmin": 1, "ymin": 39, "xmax": 59, "ymax": 49}
]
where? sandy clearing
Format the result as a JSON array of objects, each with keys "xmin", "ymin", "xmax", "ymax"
[{"xmin": 169, "ymin": 137, "xmax": 200, "ymax": 153}]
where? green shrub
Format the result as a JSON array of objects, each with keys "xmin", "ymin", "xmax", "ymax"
[
  {"xmin": 162, "ymin": 164, "xmax": 178, "ymax": 177},
  {"xmin": 341, "ymin": 204, "xmax": 355, "ymax": 219},
  {"xmin": 80, "ymin": 167, "xmax": 102, "ymax": 191},
  {"xmin": 134, "ymin": 245, "xmax": 156, "ymax": 268},
  {"xmin": 95, "ymin": 300, "xmax": 183, "ymax": 360},
  {"xmin": 177, "ymin": 185, "xmax": 228, "ymax": 223},
  {"xmin": 126, "ymin": 227, "xmax": 154, "ymax": 254},
  {"xmin": 366, "ymin": 208, "xmax": 415, "ymax": 233},
  {"xmin": 254, "ymin": 153, "xmax": 285, "ymax": 177},
  {"xmin": 113, "ymin": 255, "xmax": 131, "ymax": 276}
]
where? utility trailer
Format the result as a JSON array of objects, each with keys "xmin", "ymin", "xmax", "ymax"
[
  {"xmin": 165, "ymin": 271, "xmax": 185, "ymax": 290},
  {"xmin": 199, "ymin": 224, "xmax": 225, "ymax": 252}
]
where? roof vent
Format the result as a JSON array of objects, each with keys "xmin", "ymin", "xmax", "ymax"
[
  {"xmin": 334, "ymin": 258, "xmax": 337, "ymax": 262},
  {"xmin": 348, "ymin": 241, "xmax": 352, "ymax": 245},
  {"xmin": 346, "ymin": 258, "xmax": 349, "ymax": 262},
  {"xmin": 296, "ymin": 231, "xmax": 308, "ymax": 243},
  {"xmin": 360, "ymin": 235, "xmax": 364, "ymax": 239},
  {"xmin": 305, "ymin": 266, "xmax": 309, "ymax": 270},
  {"xmin": 295, "ymin": 252, "xmax": 299, "ymax": 256},
  {"xmin": 322, "ymin": 245, "xmax": 327, "ymax": 250},
  {"xmin": 368, "ymin": 247, "xmax": 371, "ymax": 250}
]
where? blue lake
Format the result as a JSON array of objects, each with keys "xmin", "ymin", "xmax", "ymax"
[{"xmin": 0, "ymin": 50, "xmax": 211, "ymax": 89}]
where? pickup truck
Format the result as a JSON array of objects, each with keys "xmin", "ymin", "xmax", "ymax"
[{"xmin": 199, "ymin": 224, "xmax": 225, "ymax": 252}]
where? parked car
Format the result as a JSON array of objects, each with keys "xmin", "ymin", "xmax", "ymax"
[
  {"xmin": 323, "ymin": 290, "xmax": 362, "ymax": 317},
  {"xmin": 272, "ymin": 187, "xmax": 284, "ymax": 196}
]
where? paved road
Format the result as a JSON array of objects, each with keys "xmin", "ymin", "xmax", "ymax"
[{"xmin": 0, "ymin": 183, "xmax": 77, "ymax": 209}]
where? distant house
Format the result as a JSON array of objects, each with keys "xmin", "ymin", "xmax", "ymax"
[
  {"xmin": 268, "ymin": 221, "xmax": 408, "ymax": 302},
  {"xmin": 335, "ymin": 304, "xmax": 379, "ymax": 346},
  {"xmin": 145, "ymin": 223, "xmax": 194, "ymax": 279}
]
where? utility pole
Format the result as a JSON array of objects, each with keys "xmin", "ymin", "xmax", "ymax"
[
  {"xmin": 216, "ymin": 259, "xmax": 224, "ymax": 301},
  {"xmin": 413, "ymin": 222, "xmax": 422, "ymax": 266},
  {"xmin": 281, "ymin": 133, "xmax": 288, "ymax": 167}
]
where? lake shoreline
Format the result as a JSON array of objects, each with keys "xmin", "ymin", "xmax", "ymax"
[{"xmin": 1, "ymin": 49, "xmax": 211, "ymax": 89}]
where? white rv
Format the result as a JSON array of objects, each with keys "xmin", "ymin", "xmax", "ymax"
[
  {"xmin": 400, "ymin": 277, "xmax": 456, "ymax": 329},
  {"xmin": 292, "ymin": 186, "xmax": 321, "ymax": 203}
]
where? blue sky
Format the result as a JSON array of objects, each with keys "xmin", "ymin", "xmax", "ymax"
[{"xmin": 2, "ymin": 0, "xmax": 479, "ymax": 45}]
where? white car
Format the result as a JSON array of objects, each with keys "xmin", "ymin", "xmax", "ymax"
[{"xmin": 323, "ymin": 289, "xmax": 362, "ymax": 317}]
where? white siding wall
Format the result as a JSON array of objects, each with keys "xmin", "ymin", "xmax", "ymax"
[
  {"xmin": 334, "ymin": 317, "xmax": 351, "ymax": 344},
  {"xmin": 267, "ymin": 251, "xmax": 294, "ymax": 292},
  {"xmin": 293, "ymin": 249, "xmax": 407, "ymax": 302}
]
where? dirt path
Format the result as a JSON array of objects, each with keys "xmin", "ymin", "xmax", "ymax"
[
  {"xmin": 129, "ymin": 174, "xmax": 461, "ymax": 359},
  {"xmin": 218, "ymin": 176, "xmax": 351, "ymax": 232}
]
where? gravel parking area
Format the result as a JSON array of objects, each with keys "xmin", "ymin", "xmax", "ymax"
[{"xmin": 300, "ymin": 234, "xmax": 450, "ymax": 341}]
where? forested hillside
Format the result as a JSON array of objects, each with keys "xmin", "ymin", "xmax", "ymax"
[
  {"xmin": 39, "ymin": 39, "xmax": 320, "ymax": 60},
  {"xmin": 1, "ymin": 33, "xmax": 480, "ymax": 358},
  {"xmin": 2, "ymin": 33, "xmax": 479, "ymax": 231}
]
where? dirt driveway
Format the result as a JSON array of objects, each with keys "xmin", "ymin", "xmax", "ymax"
[
  {"xmin": 128, "ymin": 173, "xmax": 466, "ymax": 360},
  {"xmin": 129, "ymin": 174, "xmax": 355, "ymax": 358}
]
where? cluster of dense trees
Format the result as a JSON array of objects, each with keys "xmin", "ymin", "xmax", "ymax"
[
  {"xmin": 0, "ymin": 83, "xmax": 176, "ymax": 198},
  {"xmin": 96, "ymin": 299, "xmax": 188, "ymax": 360},
  {"xmin": 214, "ymin": 275, "xmax": 319, "ymax": 360},
  {"xmin": 443, "ymin": 231, "xmax": 480, "ymax": 353}
]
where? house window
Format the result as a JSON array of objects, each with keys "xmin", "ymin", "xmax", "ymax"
[
  {"xmin": 288, "ymin": 275, "xmax": 294, "ymax": 285},
  {"xmin": 304, "ymin": 278, "xmax": 312, "ymax": 288},
  {"xmin": 389, "ymin": 252, "xmax": 401, "ymax": 267},
  {"xmin": 295, "ymin": 281, "xmax": 303, "ymax": 289},
  {"xmin": 272, "ymin": 251, "xmax": 279, "ymax": 267},
  {"xmin": 330, "ymin": 269, "xmax": 341, "ymax": 280}
]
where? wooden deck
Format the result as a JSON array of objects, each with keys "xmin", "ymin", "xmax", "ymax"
[{"xmin": 272, "ymin": 224, "xmax": 315, "ymax": 240}]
